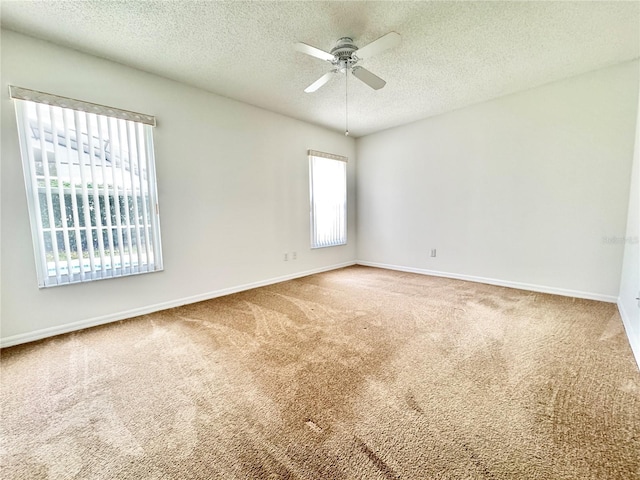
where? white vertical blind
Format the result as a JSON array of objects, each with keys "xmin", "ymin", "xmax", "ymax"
[
  {"xmin": 309, "ymin": 151, "xmax": 347, "ymax": 248},
  {"xmin": 18, "ymin": 103, "xmax": 48, "ymax": 283},
  {"xmin": 11, "ymin": 88, "xmax": 163, "ymax": 287}
]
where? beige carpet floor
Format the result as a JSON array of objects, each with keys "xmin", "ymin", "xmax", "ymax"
[{"xmin": 1, "ymin": 266, "xmax": 639, "ymax": 479}]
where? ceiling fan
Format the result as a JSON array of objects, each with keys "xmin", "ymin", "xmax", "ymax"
[{"xmin": 295, "ymin": 32, "xmax": 401, "ymax": 93}]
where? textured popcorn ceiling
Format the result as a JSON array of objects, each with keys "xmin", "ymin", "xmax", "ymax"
[{"xmin": 1, "ymin": 1, "xmax": 639, "ymax": 137}]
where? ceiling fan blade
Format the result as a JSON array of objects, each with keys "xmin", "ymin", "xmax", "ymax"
[
  {"xmin": 354, "ymin": 31, "xmax": 401, "ymax": 60},
  {"xmin": 295, "ymin": 42, "xmax": 334, "ymax": 62},
  {"xmin": 351, "ymin": 66, "xmax": 386, "ymax": 90},
  {"xmin": 304, "ymin": 71, "xmax": 336, "ymax": 93}
]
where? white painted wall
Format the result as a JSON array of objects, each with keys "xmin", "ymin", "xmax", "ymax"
[
  {"xmin": 2, "ymin": 29, "xmax": 637, "ymax": 350},
  {"xmin": 0, "ymin": 30, "xmax": 356, "ymax": 345},
  {"xmin": 618, "ymin": 91, "xmax": 640, "ymax": 366},
  {"xmin": 357, "ymin": 60, "xmax": 639, "ymax": 301}
]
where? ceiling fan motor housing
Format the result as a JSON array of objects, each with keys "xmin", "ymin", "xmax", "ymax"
[{"xmin": 331, "ymin": 37, "xmax": 359, "ymax": 61}]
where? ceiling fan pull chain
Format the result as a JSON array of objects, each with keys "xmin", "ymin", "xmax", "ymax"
[{"xmin": 345, "ymin": 67, "xmax": 349, "ymax": 136}]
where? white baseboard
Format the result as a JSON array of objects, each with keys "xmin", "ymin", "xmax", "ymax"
[
  {"xmin": 618, "ymin": 299, "xmax": 640, "ymax": 370},
  {"xmin": 356, "ymin": 261, "xmax": 618, "ymax": 303},
  {"xmin": 0, "ymin": 261, "xmax": 356, "ymax": 349}
]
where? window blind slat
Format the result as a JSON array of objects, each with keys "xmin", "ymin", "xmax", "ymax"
[
  {"xmin": 36, "ymin": 103, "xmax": 62, "ymax": 283},
  {"xmin": 85, "ymin": 111, "xmax": 108, "ymax": 278},
  {"xmin": 116, "ymin": 118, "xmax": 134, "ymax": 275},
  {"xmin": 49, "ymin": 105, "xmax": 74, "ymax": 279},
  {"xmin": 74, "ymin": 110, "xmax": 97, "ymax": 277},
  {"xmin": 125, "ymin": 121, "xmax": 143, "ymax": 271},
  {"xmin": 16, "ymin": 102, "xmax": 49, "ymax": 285},
  {"xmin": 107, "ymin": 117, "xmax": 126, "ymax": 274},
  {"xmin": 134, "ymin": 123, "xmax": 151, "ymax": 269},
  {"xmin": 97, "ymin": 115, "xmax": 116, "ymax": 276},
  {"xmin": 62, "ymin": 108, "xmax": 86, "ymax": 281},
  {"xmin": 144, "ymin": 127, "xmax": 161, "ymax": 267}
]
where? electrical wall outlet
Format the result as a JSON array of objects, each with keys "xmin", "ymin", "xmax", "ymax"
[
  {"xmin": 284, "ymin": 253, "xmax": 288, "ymax": 261},
  {"xmin": 292, "ymin": 251, "xmax": 297, "ymax": 260},
  {"xmin": 430, "ymin": 249, "xmax": 437, "ymax": 257}
]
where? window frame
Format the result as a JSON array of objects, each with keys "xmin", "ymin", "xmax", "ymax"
[
  {"xmin": 309, "ymin": 150, "xmax": 348, "ymax": 249},
  {"xmin": 11, "ymin": 86, "xmax": 163, "ymax": 287}
]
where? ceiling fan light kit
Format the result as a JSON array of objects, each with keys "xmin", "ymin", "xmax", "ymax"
[{"xmin": 296, "ymin": 32, "xmax": 401, "ymax": 134}]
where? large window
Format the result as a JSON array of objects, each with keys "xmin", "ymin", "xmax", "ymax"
[
  {"xmin": 10, "ymin": 86, "xmax": 163, "ymax": 287},
  {"xmin": 309, "ymin": 150, "xmax": 347, "ymax": 248}
]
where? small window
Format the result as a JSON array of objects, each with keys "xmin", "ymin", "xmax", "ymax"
[
  {"xmin": 309, "ymin": 150, "xmax": 347, "ymax": 248},
  {"xmin": 10, "ymin": 86, "xmax": 163, "ymax": 287}
]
